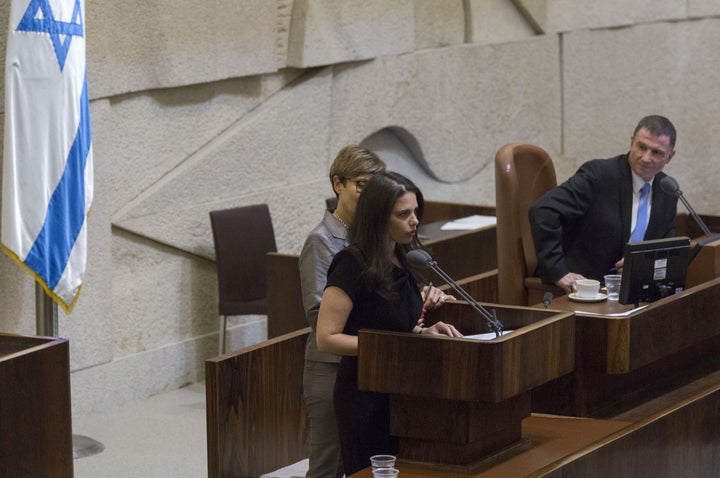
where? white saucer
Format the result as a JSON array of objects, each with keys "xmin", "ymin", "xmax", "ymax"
[{"xmin": 569, "ymin": 292, "xmax": 608, "ymax": 303}]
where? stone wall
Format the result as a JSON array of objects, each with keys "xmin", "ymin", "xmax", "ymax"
[{"xmin": 1, "ymin": 0, "xmax": 719, "ymax": 415}]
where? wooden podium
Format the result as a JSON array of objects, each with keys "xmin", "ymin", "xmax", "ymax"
[
  {"xmin": 533, "ymin": 275, "xmax": 720, "ymax": 417},
  {"xmin": 0, "ymin": 334, "xmax": 73, "ymax": 478},
  {"xmin": 357, "ymin": 302, "xmax": 574, "ymax": 467},
  {"xmin": 207, "ymin": 219, "xmax": 720, "ymax": 477}
]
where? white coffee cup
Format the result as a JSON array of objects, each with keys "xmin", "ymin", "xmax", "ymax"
[{"xmin": 574, "ymin": 279, "xmax": 600, "ymax": 298}]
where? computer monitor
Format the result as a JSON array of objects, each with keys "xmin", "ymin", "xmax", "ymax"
[{"xmin": 619, "ymin": 236, "xmax": 692, "ymax": 305}]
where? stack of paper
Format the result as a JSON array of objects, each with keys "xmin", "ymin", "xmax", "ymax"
[{"xmin": 440, "ymin": 215, "xmax": 497, "ymax": 231}]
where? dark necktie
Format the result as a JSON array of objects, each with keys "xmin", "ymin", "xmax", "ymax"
[{"xmin": 630, "ymin": 182, "xmax": 651, "ymax": 242}]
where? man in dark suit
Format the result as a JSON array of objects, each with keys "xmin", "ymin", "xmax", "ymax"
[{"xmin": 529, "ymin": 115, "xmax": 678, "ymax": 292}]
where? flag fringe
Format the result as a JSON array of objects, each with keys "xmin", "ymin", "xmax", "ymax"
[{"xmin": 1, "ymin": 243, "xmax": 80, "ymax": 314}]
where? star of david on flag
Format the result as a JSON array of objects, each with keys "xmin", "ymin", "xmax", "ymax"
[{"xmin": 2, "ymin": 0, "xmax": 93, "ymax": 313}]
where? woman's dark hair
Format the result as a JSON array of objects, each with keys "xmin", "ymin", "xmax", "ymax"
[{"xmin": 348, "ymin": 171, "xmax": 424, "ymax": 299}]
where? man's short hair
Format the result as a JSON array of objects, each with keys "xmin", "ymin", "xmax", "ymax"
[{"xmin": 634, "ymin": 115, "xmax": 677, "ymax": 147}]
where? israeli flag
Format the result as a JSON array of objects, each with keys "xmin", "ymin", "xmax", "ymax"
[{"xmin": 2, "ymin": 0, "xmax": 93, "ymax": 313}]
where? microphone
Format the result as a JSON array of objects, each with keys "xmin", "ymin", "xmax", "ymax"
[
  {"xmin": 660, "ymin": 176, "xmax": 713, "ymax": 238},
  {"xmin": 407, "ymin": 249, "xmax": 504, "ymax": 337},
  {"xmin": 543, "ymin": 292, "xmax": 553, "ymax": 309}
]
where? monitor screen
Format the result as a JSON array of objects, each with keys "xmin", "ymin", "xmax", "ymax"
[{"xmin": 619, "ymin": 236, "xmax": 692, "ymax": 305}]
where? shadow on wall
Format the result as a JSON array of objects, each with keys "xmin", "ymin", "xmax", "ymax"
[
  {"xmin": 361, "ymin": 127, "xmax": 440, "ymax": 182},
  {"xmin": 361, "ymin": 127, "xmax": 481, "ymax": 203}
]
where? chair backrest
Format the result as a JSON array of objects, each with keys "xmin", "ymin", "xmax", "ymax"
[
  {"xmin": 325, "ymin": 196, "xmax": 338, "ymax": 211},
  {"xmin": 209, "ymin": 204, "xmax": 277, "ymax": 315},
  {"xmin": 495, "ymin": 143, "xmax": 557, "ymax": 305}
]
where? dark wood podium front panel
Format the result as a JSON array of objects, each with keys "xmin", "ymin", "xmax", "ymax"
[
  {"xmin": 533, "ymin": 276, "xmax": 720, "ymax": 417},
  {"xmin": 0, "ymin": 334, "xmax": 73, "ymax": 478},
  {"xmin": 359, "ymin": 303, "xmax": 575, "ymax": 403},
  {"xmin": 205, "ymin": 328, "xmax": 309, "ymax": 478},
  {"xmin": 357, "ymin": 302, "xmax": 574, "ymax": 466}
]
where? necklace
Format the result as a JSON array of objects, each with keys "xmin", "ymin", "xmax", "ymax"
[{"xmin": 333, "ymin": 211, "xmax": 350, "ymax": 229}]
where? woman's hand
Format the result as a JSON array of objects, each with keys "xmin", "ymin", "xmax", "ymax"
[
  {"xmin": 421, "ymin": 285, "xmax": 455, "ymax": 311},
  {"xmin": 419, "ymin": 320, "xmax": 463, "ymax": 338}
]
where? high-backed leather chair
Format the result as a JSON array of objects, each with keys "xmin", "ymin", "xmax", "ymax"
[
  {"xmin": 495, "ymin": 143, "xmax": 564, "ymax": 306},
  {"xmin": 209, "ymin": 204, "xmax": 277, "ymax": 354}
]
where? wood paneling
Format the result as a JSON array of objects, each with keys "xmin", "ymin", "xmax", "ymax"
[
  {"xmin": 356, "ymin": 303, "xmax": 574, "ymax": 466},
  {"xmin": 0, "ymin": 334, "xmax": 73, "ymax": 478},
  {"xmin": 421, "ymin": 220, "xmax": 497, "ymax": 282},
  {"xmin": 545, "ymin": 385, "xmax": 720, "ymax": 477},
  {"xmin": 533, "ymin": 276, "xmax": 720, "ymax": 418},
  {"xmin": 266, "ymin": 252, "xmax": 307, "ymax": 339},
  {"xmin": 454, "ymin": 269, "xmax": 499, "ymax": 303},
  {"xmin": 206, "ymin": 328, "xmax": 309, "ymax": 478},
  {"xmin": 686, "ymin": 239, "xmax": 720, "ymax": 288},
  {"xmin": 675, "ymin": 212, "xmax": 720, "ymax": 238},
  {"xmin": 351, "ymin": 373, "xmax": 720, "ymax": 477},
  {"xmin": 359, "ymin": 303, "xmax": 575, "ymax": 403}
]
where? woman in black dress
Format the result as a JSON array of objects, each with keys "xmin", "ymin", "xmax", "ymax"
[{"xmin": 316, "ymin": 171, "xmax": 462, "ymax": 475}]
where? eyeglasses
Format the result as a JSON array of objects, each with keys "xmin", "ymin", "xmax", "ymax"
[{"xmin": 346, "ymin": 178, "xmax": 368, "ymax": 193}]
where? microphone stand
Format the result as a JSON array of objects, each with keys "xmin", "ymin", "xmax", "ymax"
[
  {"xmin": 673, "ymin": 187, "xmax": 720, "ymax": 260},
  {"xmin": 677, "ymin": 192, "xmax": 713, "ymax": 238},
  {"xmin": 661, "ymin": 176, "xmax": 718, "ymax": 241},
  {"xmin": 423, "ymin": 258, "xmax": 504, "ymax": 337}
]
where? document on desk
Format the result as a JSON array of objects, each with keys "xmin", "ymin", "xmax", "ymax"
[
  {"xmin": 574, "ymin": 305, "xmax": 648, "ymax": 317},
  {"xmin": 464, "ymin": 330, "xmax": 515, "ymax": 340},
  {"xmin": 441, "ymin": 215, "xmax": 497, "ymax": 231}
]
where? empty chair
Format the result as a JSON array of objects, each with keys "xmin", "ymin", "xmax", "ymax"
[
  {"xmin": 495, "ymin": 143, "xmax": 564, "ymax": 306},
  {"xmin": 325, "ymin": 196, "xmax": 338, "ymax": 211},
  {"xmin": 209, "ymin": 204, "xmax": 277, "ymax": 354}
]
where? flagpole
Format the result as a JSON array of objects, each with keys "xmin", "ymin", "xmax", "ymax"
[
  {"xmin": 35, "ymin": 284, "xmax": 105, "ymax": 458},
  {"xmin": 35, "ymin": 283, "xmax": 58, "ymax": 337},
  {"xmin": 6, "ymin": 0, "xmax": 102, "ymax": 460}
]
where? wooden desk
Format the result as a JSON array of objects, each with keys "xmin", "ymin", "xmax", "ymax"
[
  {"xmin": 207, "ymin": 299, "xmax": 720, "ymax": 477},
  {"xmin": 0, "ymin": 334, "xmax": 73, "ymax": 478},
  {"xmin": 350, "ymin": 373, "xmax": 720, "ymax": 477},
  {"xmin": 675, "ymin": 212, "xmax": 720, "ymax": 238},
  {"xmin": 419, "ymin": 217, "xmax": 497, "ymax": 283},
  {"xmin": 348, "ymin": 414, "xmax": 631, "ymax": 478},
  {"xmin": 532, "ymin": 276, "xmax": 720, "ymax": 417}
]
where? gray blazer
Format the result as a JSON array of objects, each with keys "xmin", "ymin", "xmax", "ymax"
[{"xmin": 299, "ymin": 209, "xmax": 347, "ymax": 363}]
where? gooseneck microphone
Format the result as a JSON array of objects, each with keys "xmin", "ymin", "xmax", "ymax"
[
  {"xmin": 407, "ymin": 249, "xmax": 504, "ymax": 337},
  {"xmin": 660, "ymin": 176, "xmax": 713, "ymax": 238}
]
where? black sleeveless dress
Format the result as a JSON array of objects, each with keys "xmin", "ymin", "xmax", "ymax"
[{"xmin": 325, "ymin": 248, "xmax": 422, "ymax": 475}]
